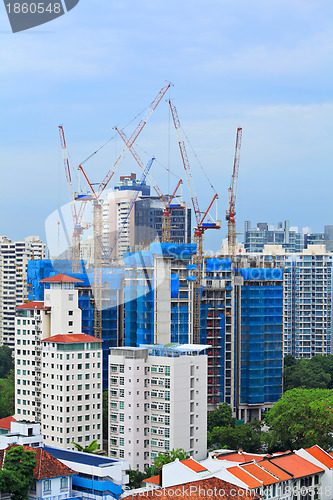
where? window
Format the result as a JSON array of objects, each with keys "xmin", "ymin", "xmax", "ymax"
[
  {"xmin": 69, "ymin": 294, "xmax": 73, "ymax": 301},
  {"xmin": 68, "ymin": 311, "xmax": 73, "ymax": 316},
  {"xmin": 43, "ymin": 480, "xmax": 51, "ymax": 492}
]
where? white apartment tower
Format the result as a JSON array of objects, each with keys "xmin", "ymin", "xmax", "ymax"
[
  {"xmin": 257, "ymin": 244, "xmax": 333, "ymax": 357},
  {"xmin": 15, "ymin": 274, "xmax": 103, "ymax": 450},
  {"xmin": 108, "ymin": 345, "xmax": 207, "ymax": 471},
  {"xmin": 0, "ymin": 235, "xmax": 45, "ymax": 348}
]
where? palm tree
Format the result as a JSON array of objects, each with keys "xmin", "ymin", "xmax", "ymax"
[{"xmin": 72, "ymin": 439, "xmax": 99, "ymax": 453}]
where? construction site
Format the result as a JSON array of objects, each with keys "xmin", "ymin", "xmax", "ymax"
[{"xmin": 28, "ymin": 84, "xmax": 284, "ymax": 422}]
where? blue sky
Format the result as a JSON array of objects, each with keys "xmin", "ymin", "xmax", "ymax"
[{"xmin": 1, "ymin": 0, "xmax": 333, "ymax": 251}]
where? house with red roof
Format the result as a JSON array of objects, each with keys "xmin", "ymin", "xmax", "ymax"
[
  {"xmin": 140, "ymin": 448, "xmax": 328, "ymax": 500},
  {"xmin": 0, "ymin": 444, "xmax": 76, "ymax": 499},
  {"xmin": 0, "ymin": 416, "xmax": 15, "ymax": 435}
]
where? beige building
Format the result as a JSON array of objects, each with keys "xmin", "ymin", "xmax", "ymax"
[{"xmin": 108, "ymin": 345, "xmax": 207, "ymax": 471}]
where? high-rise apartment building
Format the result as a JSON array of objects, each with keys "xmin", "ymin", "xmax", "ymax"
[
  {"xmin": 108, "ymin": 345, "xmax": 207, "ymax": 470},
  {"xmin": 102, "ymin": 175, "xmax": 191, "ymax": 261},
  {"xmin": 244, "ymin": 221, "xmax": 303, "ymax": 253},
  {"xmin": 0, "ymin": 235, "xmax": 45, "ymax": 348},
  {"xmin": 122, "ymin": 243, "xmax": 283, "ymax": 420},
  {"xmin": 257, "ymin": 244, "xmax": 333, "ymax": 358},
  {"xmin": 15, "ymin": 273, "xmax": 103, "ymax": 450}
]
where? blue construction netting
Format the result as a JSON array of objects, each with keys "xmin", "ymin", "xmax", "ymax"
[
  {"xmin": 150, "ymin": 242, "xmax": 197, "ymax": 259},
  {"xmin": 240, "ymin": 282, "xmax": 283, "ymax": 405},
  {"xmin": 206, "ymin": 258, "xmax": 232, "ymax": 272},
  {"xmin": 171, "ymin": 305, "xmax": 189, "ymax": 344},
  {"xmin": 171, "ymin": 274, "xmax": 180, "ymax": 299},
  {"xmin": 237, "ymin": 268, "xmax": 283, "ymax": 281}
]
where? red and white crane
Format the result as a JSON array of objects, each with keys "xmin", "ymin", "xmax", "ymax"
[
  {"xmin": 226, "ymin": 127, "xmax": 242, "ymax": 257},
  {"xmin": 168, "ymin": 99, "xmax": 221, "ymax": 343}
]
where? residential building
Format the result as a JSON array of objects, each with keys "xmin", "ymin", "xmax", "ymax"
[
  {"xmin": 0, "ymin": 421, "xmax": 43, "ymax": 449},
  {"xmin": 140, "ymin": 446, "xmax": 333, "ymax": 500},
  {"xmin": 102, "ymin": 175, "xmax": 191, "ymax": 261},
  {"xmin": 258, "ymin": 244, "xmax": 333, "ymax": 358},
  {"xmin": 0, "ymin": 235, "xmax": 45, "ymax": 348},
  {"xmin": 108, "ymin": 344, "xmax": 207, "ymax": 470},
  {"xmin": 123, "ymin": 243, "xmax": 283, "ymax": 419},
  {"xmin": 14, "ymin": 273, "xmax": 103, "ymax": 450},
  {"xmin": 244, "ymin": 220, "xmax": 303, "ymax": 253},
  {"xmin": 0, "ymin": 444, "xmax": 76, "ymax": 500},
  {"xmin": 45, "ymin": 445, "xmax": 130, "ymax": 499}
]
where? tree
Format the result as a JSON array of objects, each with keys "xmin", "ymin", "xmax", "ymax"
[
  {"xmin": 72, "ymin": 439, "xmax": 99, "ymax": 453},
  {"xmin": 0, "ymin": 346, "xmax": 14, "ymax": 379},
  {"xmin": 0, "ymin": 370, "xmax": 15, "ymax": 419},
  {"xmin": 207, "ymin": 403, "xmax": 235, "ymax": 432},
  {"xmin": 126, "ymin": 469, "xmax": 147, "ymax": 489},
  {"xmin": 153, "ymin": 448, "xmax": 190, "ymax": 468},
  {"xmin": 283, "ymin": 355, "xmax": 333, "ymax": 392},
  {"xmin": 0, "ymin": 445, "xmax": 36, "ymax": 500},
  {"xmin": 265, "ymin": 388, "xmax": 333, "ymax": 451},
  {"xmin": 208, "ymin": 420, "xmax": 262, "ymax": 453}
]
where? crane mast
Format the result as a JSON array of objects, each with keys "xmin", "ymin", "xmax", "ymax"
[
  {"xmin": 226, "ymin": 127, "xmax": 242, "ymax": 257},
  {"xmin": 77, "ymin": 84, "xmax": 169, "ymax": 339},
  {"xmin": 169, "ymin": 100, "xmax": 220, "ymax": 343},
  {"xmin": 58, "ymin": 125, "xmax": 87, "ymax": 273}
]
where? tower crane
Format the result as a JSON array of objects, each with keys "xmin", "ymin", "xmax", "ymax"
[
  {"xmin": 168, "ymin": 100, "xmax": 221, "ymax": 344},
  {"xmin": 58, "ymin": 125, "xmax": 87, "ymax": 273},
  {"xmin": 77, "ymin": 83, "xmax": 171, "ymax": 339},
  {"xmin": 226, "ymin": 127, "xmax": 242, "ymax": 257},
  {"xmin": 115, "ymin": 127, "xmax": 185, "ymax": 243}
]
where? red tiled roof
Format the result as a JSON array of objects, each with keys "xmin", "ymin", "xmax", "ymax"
[
  {"xmin": 0, "ymin": 416, "xmax": 15, "ymax": 430},
  {"xmin": 227, "ymin": 465, "xmax": 263, "ymax": 489},
  {"xmin": 40, "ymin": 274, "xmax": 83, "ymax": 283},
  {"xmin": 269, "ymin": 453, "xmax": 324, "ymax": 479},
  {"xmin": 218, "ymin": 452, "xmax": 265, "ymax": 463},
  {"xmin": 42, "ymin": 333, "xmax": 101, "ymax": 344},
  {"xmin": 144, "ymin": 475, "xmax": 160, "ymax": 485},
  {"xmin": 16, "ymin": 301, "xmax": 50, "ymax": 310},
  {"xmin": 0, "ymin": 445, "xmax": 76, "ymax": 480},
  {"xmin": 241, "ymin": 463, "xmax": 279, "ymax": 486},
  {"xmin": 305, "ymin": 446, "xmax": 333, "ymax": 469},
  {"xmin": 180, "ymin": 458, "xmax": 208, "ymax": 472},
  {"xmin": 257, "ymin": 459, "xmax": 293, "ymax": 481},
  {"xmin": 131, "ymin": 477, "xmax": 261, "ymax": 499}
]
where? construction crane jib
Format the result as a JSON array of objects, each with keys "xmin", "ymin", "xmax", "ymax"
[
  {"xmin": 168, "ymin": 99, "xmax": 221, "ymax": 344},
  {"xmin": 76, "ymin": 84, "xmax": 170, "ymax": 340}
]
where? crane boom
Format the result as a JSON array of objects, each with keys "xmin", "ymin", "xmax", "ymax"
[
  {"xmin": 168, "ymin": 100, "xmax": 201, "ymax": 228},
  {"xmin": 97, "ymin": 83, "xmax": 171, "ymax": 198}
]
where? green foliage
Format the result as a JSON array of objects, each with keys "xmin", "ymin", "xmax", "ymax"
[
  {"xmin": 153, "ymin": 448, "xmax": 190, "ymax": 468},
  {"xmin": 126, "ymin": 465, "xmax": 160, "ymax": 489},
  {"xmin": 0, "ymin": 445, "xmax": 36, "ymax": 500},
  {"xmin": 0, "ymin": 370, "xmax": 15, "ymax": 419},
  {"xmin": 207, "ymin": 403, "xmax": 235, "ymax": 432},
  {"xmin": 72, "ymin": 439, "xmax": 99, "ymax": 453},
  {"xmin": 103, "ymin": 390, "xmax": 108, "ymax": 440},
  {"xmin": 208, "ymin": 420, "xmax": 262, "ymax": 453},
  {"xmin": 283, "ymin": 355, "xmax": 333, "ymax": 392},
  {"xmin": 265, "ymin": 388, "xmax": 333, "ymax": 451},
  {"xmin": 0, "ymin": 346, "xmax": 14, "ymax": 379}
]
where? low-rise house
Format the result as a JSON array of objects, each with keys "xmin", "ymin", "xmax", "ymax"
[
  {"xmin": 44, "ymin": 445, "xmax": 130, "ymax": 499},
  {"xmin": 0, "ymin": 421, "xmax": 43, "ymax": 449},
  {"xmin": 0, "ymin": 444, "xmax": 76, "ymax": 499}
]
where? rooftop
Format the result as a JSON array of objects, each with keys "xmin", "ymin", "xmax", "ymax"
[
  {"xmin": 16, "ymin": 301, "xmax": 50, "ymax": 310},
  {"xmin": 0, "ymin": 445, "xmax": 76, "ymax": 480},
  {"xmin": 130, "ymin": 477, "xmax": 260, "ymax": 500},
  {"xmin": 304, "ymin": 445, "xmax": 333, "ymax": 469},
  {"xmin": 39, "ymin": 273, "xmax": 83, "ymax": 283},
  {"xmin": 42, "ymin": 333, "xmax": 101, "ymax": 344},
  {"xmin": 269, "ymin": 453, "xmax": 324, "ymax": 479},
  {"xmin": 0, "ymin": 416, "xmax": 15, "ymax": 430}
]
